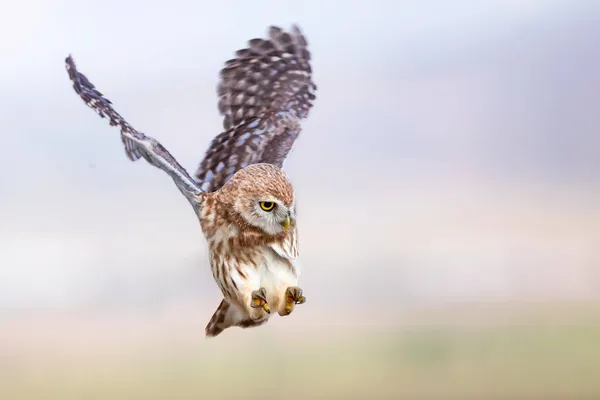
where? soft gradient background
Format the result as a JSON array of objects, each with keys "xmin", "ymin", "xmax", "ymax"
[{"xmin": 1, "ymin": 0, "xmax": 599, "ymax": 398}]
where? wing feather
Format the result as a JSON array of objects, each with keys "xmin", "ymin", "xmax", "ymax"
[
  {"xmin": 65, "ymin": 56, "xmax": 202, "ymax": 208},
  {"xmin": 195, "ymin": 25, "xmax": 316, "ymax": 192}
]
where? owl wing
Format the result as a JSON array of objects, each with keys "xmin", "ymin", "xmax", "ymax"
[
  {"xmin": 194, "ymin": 25, "xmax": 317, "ymax": 192},
  {"xmin": 65, "ymin": 56, "xmax": 203, "ymax": 209}
]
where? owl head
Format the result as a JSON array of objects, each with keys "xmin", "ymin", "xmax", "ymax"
[{"xmin": 215, "ymin": 163, "xmax": 296, "ymax": 236}]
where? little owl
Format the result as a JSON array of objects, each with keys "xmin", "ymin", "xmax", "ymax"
[{"xmin": 65, "ymin": 25, "xmax": 317, "ymax": 337}]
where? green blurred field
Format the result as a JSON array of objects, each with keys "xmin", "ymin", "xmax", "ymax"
[{"xmin": 2, "ymin": 304, "xmax": 600, "ymax": 399}]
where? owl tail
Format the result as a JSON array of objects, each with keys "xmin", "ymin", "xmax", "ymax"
[
  {"xmin": 205, "ymin": 298, "xmax": 269, "ymax": 337},
  {"xmin": 205, "ymin": 299, "xmax": 232, "ymax": 337}
]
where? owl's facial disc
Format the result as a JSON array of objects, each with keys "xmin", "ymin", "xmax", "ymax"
[
  {"xmin": 236, "ymin": 196, "xmax": 292, "ymax": 235},
  {"xmin": 259, "ymin": 201, "xmax": 290, "ymax": 231}
]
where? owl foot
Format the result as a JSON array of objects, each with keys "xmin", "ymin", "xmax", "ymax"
[
  {"xmin": 280, "ymin": 286, "xmax": 306, "ymax": 316},
  {"xmin": 250, "ymin": 288, "xmax": 270, "ymax": 314}
]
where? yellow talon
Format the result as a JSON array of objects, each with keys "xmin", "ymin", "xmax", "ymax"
[
  {"xmin": 250, "ymin": 288, "xmax": 270, "ymax": 314},
  {"xmin": 281, "ymin": 286, "xmax": 306, "ymax": 316}
]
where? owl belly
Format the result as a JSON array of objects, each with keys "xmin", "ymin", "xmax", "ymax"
[
  {"xmin": 256, "ymin": 249, "xmax": 300, "ymax": 310},
  {"xmin": 209, "ymin": 243, "xmax": 299, "ymax": 316}
]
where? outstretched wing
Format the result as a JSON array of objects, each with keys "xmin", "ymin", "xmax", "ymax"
[
  {"xmin": 65, "ymin": 56, "xmax": 202, "ymax": 208},
  {"xmin": 194, "ymin": 25, "xmax": 317, "ymax": 193}
]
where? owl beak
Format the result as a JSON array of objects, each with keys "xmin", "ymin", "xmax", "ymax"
[{"xmin": 281, "ymin": 216, "xmax": 291, "ymax": 231}]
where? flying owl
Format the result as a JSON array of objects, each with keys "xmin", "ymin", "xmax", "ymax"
[{"xmin": 65, "ymin": 25, "xmax": 317, "ymax": 337}]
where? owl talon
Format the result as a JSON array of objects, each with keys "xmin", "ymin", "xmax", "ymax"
[
  {"xmin": 251, "ymin": 288, "xmax": 270, "ymax": 314},
  {"xmin": 281, "ymin": 286, "xmax": 306, "ymax": 316}
]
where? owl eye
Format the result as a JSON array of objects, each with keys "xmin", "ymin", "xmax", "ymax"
[{"xmin": 259, "ymin": 201, "xmax": 275, "ymax": 212}]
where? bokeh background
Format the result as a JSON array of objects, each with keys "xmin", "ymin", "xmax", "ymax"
[{"xmin": 1, "ymin": 0, "xmax": 599, "ymax": 398}]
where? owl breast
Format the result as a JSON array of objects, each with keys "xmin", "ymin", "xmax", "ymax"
[
  {"xmin": 255, "ymin": 244, "xmax": 300, "ymax": 309},
  {"xmin": 206, "ymin": 226, "xmax": 300, "ymax": 312}
]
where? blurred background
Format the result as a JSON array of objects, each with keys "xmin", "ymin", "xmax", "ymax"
[{"xmin": 1, "ymin": 0, "xmax": 599, "ymax": 398}]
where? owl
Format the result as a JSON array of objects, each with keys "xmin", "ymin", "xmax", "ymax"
[{"xmin": 65, "ymin": 25, "xmax": 317, "ymax": 337}]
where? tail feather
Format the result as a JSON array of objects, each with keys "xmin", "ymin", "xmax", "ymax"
[
  {"xmin": 205, "ymin": 299, "xmax": 269, "ymax": 337},
  {"xmin": 205, "ymin": 299, "xmax": 232, "ymax": 337}
]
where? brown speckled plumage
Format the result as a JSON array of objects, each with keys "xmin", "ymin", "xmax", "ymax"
[
  {"xmin": 198, "ymin": 164, "xmax": 300, "ymax": 336},
  {"xmin": 64, "ymin": 25, "xmax": 314, "ymax": 338}
]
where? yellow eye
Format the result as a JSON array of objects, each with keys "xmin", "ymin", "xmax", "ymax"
[{"xmin": 259, "ymin": 201, "xmax": 275, "ymax": 212}]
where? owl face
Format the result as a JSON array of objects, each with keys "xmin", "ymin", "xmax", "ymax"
[
  {"xmin": 235, "ymin": 196, "xmax": 294, "ymax": 235},
  {"xmin": 215, "ymin": 163, "xmax": 296, "ymax": 236}
]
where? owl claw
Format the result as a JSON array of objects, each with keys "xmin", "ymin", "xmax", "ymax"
[
  {"xmin": 281, "ymin": 286, "xmax": 306, "ymax": 316},
  {"xmin": 251, "ymin": 288, "xmax": 270, "ymax": 314}
]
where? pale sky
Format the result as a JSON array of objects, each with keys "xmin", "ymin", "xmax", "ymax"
[{"xmin": 1, "ymin": 0, "xmax": 599, "ymax": 312}]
